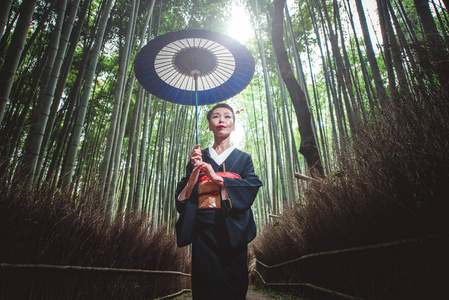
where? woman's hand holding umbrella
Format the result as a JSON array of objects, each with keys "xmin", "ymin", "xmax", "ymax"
[{"xmin": 189, "ymin": 144, "xmax": 202, "ymax": 165}]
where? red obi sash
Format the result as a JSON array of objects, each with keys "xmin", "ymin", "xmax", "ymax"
[{"xmin": 197, "ymin": 172, "xmax": 241, "ymax": 209}]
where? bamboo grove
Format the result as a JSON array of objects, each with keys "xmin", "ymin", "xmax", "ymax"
[{"xmin": 1, "ymin": 0, "xmax": 448, "ymax": 229}]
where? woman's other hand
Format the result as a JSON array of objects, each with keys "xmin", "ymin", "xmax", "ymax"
[{"xmin": 195, "ymin": 162, "xmax": 225, "ymax": 187}]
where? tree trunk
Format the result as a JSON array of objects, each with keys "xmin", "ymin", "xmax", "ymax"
[
  {"xmin": 336, "ymin": 0, "xmax": 368, "ymax": 127},
  {"xmin": 0, "ymin": 0, "xmax": 13, "ymax": 38},
  {"xmin": 413, "ymin": 0, "xmax": 449, "ymax": 88},
  {"xmin": 272, "ymin": 0, "xmax": 324, "ymax": 178},
  {"xmin": 442, "ymin": 0, "xmax": 449, "ymax": 9},
  {"xmin": 0, "ymin": 58, "xmax": 45, "ymax": 183},
  {"xmin": 0, "ymin": 8, "xmax": 18, "ymax": 60},
  {"xmin": 61, "ymin": 0, "xmax": 114, "ymax": 191},
  {"xmin": 0, "ymin": 0, "xmax": 37, "ymax": 123},
  {"xmin": 383, "ymin": 0, "xmax": 410, "ymax": 96},
  {"xmin": 388, "ymin": 0, "xmax": 426, "ymax": 90},
  {"xmin": 304, "ymin": 1, "xmax": 341, "ymax": 154},
  {"xmin": 376, "ymin": 0, "xmax": 397, "ymax": 98},
  {"xmin": 51, "ymin": 47, "xmax": 89, "ymax": 188},
  {"xmin": 355, "ymin": 0, "xmax": 388, "ymax": 107},
  {"xmin": 254, "ymin": 0, "xmax": 286, "ymax": 209},
  {"xmin": 44, "ymin": 0, "xmax": 91, "ymax": 188},
  {"xmin": 111, "ymin": 1, "xmax": 155, "ymax": 213},
  {"xmin": 36, "ymin": 0, "xmax": 81, "ymax": 185},
  {"xmin": 250, "ymin": 86, "xmax": 269, "ymax": 225},
  {"xmin": 100, "ymin": 0, "xmax": 138, "ymax": 204},
  {"xmin": 344, "ymin": 0, "xmax": 376, "ymax": 117},
  {"xmin": 286, "ymin": 4, "xmax": 326, "ymax": 175},
  {"xmin": 321, "ymin": 0, "xmax": 363, "ymax": 132},
  {"xmin": 22, "ymin": 0, "xmax": 68, "ymax": 184}
]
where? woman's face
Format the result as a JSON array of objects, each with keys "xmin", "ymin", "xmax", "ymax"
[{"xmin": 208, "ymin": 107, "xmax": 235, "ymax": 138}]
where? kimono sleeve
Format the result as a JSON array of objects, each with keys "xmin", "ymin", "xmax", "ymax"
[
  {"xmin": 174, "ymin": 162, "xmax": 198, "ymax": 247},
  {"xmin": 175, "ymin": 162, "xmax": 196, "ymax": 214},
  {"xmin": 222, "ymin": 153, "xmax": 262, "ymax": 213}
]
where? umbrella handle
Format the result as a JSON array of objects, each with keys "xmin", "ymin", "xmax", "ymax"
[
  {"xmin": 195, "ymin": 92, "xmax": 199, "ymax": 145},
  {"xmin": 192, "ymin": 71, "xmax": 200, "ymax": 145}
]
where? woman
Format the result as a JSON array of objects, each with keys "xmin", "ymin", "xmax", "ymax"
[{"xmin": 175, "ymin": 103, "xmax": 262, "ymax": 300}]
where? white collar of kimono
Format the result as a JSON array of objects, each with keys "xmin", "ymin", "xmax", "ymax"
[{"xmin": 208, "ymin": 146, "xmax": 236, "ymax": 166}]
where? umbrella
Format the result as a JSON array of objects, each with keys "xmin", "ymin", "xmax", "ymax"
[{"xmin": 134, "ymin": 29, "xmax": 255, "ymax": 144}]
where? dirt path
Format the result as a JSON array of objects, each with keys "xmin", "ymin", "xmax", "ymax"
[
  {"xmin": 246, "ymin": 290, "xmax": 275, "ymax": 299},
  {"xmin": 179, "ymin": 290, "xmax": 274, "ymax": 300}
]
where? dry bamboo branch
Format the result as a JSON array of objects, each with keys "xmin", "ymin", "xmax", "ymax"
[{"xmin": 294, "ymin": 172, "xmax": 321, "ymax": 182}]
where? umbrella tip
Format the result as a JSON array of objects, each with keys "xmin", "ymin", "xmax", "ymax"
[{"xmin": 191, "ymin": 70, "xmax": 201, "ymax": 77}]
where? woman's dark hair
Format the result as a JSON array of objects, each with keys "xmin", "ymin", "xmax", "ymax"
[{"xmin": 206, "ymin": 103, "xmax": 235, "ymax": 123}]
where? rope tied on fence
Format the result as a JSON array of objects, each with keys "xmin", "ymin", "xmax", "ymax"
[
  {"xmin": 253, "ymin": 231, "xmax": 448, "ymax": 269},
  {"xmin": 0, "ymin": 263, "xmax": 191, "ymax": 277},
  {"xmin": 252, "ymin": 268, "xmax": 362, "ymax": 300},
  {"xmin": 0, "ymin": 263, "xmax": 192, "ymax": 299},
  {"xmin": 250, "ymin": 231, "xmax": 448, "ymax": 299},
  {"xmin": 153, "ymin": 289, "xmax": 192, "ymax": 300}
]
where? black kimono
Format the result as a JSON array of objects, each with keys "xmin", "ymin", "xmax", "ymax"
[{"xmin": 175, "ymin": 148, "xmax": 262, "ymax": 300}]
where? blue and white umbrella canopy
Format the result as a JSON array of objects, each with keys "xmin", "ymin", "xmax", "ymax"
[{"xmin": 134, "ymin": 29, "xmax": 255, "ymax": 106}]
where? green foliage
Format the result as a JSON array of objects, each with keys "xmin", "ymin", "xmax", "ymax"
[
  {"xmin": 153, "ymin": 0, "xmax": 232, "ymax": 34},
  {"xmin": 288, "ymin": 1, "xmax": 316, "ymax": 53}
]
